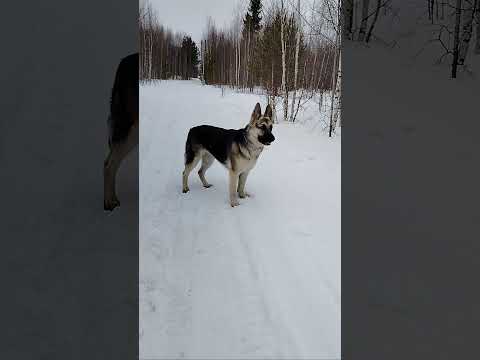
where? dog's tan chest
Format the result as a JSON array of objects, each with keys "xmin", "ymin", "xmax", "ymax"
[{"xmin": 232, "ymin": 146, "xmax": 263, "ymax": 173}]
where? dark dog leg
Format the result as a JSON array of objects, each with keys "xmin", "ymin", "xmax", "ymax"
[
  {"xmin": 104, "ymin": 124, "xmax": 138, "ymax": 211},
  {"xmin": 182, "ymin": 154, "xmax": 201, "ymax": 193},
  {"xmin": 198, "ymin": 152, "xmax": 214, "ymax": 188}
]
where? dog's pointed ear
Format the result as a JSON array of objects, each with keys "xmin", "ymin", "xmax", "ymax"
[
  {"xmin": 250, "ymin": 103, "xmax": 262, "ymax": 124},
  {"xmin": 264, "ymin": 104, "xmax": 273, "ymax": 119}
]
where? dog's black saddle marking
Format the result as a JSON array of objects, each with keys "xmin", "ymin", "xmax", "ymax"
[{"xmin": 186, "ymin": 125, "xmax": 248, "ymax": 165}]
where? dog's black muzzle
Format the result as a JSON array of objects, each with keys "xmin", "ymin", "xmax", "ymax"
[{"xmin": 259, "ymin": 132, "xmax": 275, "ymax": 146}]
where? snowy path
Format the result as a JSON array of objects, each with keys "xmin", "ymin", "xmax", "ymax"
[{"xmin": 140, "ymin": 80, "xmax": 340, "ymax": 359}]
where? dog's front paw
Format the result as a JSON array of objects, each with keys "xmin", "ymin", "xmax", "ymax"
[
  {"xmin": 104, "ymin": 197, "xmax": 120, "ymax": 211},
  {"xmin": 230, "ymin": 199, "xmax": 240, "ymax": 207},
  {"xmin": 182, "ymin": 187, "xmax": 190, "ymax": 193},
  {"xmin": 203, "ymin": 183, "xmax": 213, "ymax": 188},
  {"xmin": 238, "ymin": 191, "xmax": 253, "ymax": 199}
]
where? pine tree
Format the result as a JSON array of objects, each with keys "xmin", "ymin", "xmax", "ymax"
[
  {"xmin": 243, "ymin": 0, "xmax": 263, "ymax": 34},
  {"xmin": 242, "ymin": 0, "xmax": 263, "ymax": 90},
  {"xmin": 181, "ymin": 36, "xmax": 200, "ymax": 79}
]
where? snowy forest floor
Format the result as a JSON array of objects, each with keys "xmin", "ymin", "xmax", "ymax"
[{"xmin": 139, "ymin": 80, "xmax": 341, "ymax": 359}]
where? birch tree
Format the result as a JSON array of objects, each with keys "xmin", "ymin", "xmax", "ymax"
[
  {"xmin": 333, "ymin": 49, "xmax": 341, "ymax": 128},
  {"xmin": 290, "ymin": 0, "xmax": 301, "ymax": 122},
  {"xmin": 281, "ymin": 0, "xmax": 289, "ymax": 122},
  {"xmin": 329, "ymin": 1, "xmax": 341, "ymax": 137}
]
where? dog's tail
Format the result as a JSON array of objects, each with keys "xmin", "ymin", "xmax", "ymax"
[{"xmin": 184, "ymin": 129, "xmax": 195, "ymax": 165}]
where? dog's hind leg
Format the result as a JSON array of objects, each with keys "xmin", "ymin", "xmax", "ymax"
[
  {"xmin": 104, "ymin": 124, "xmax": 138, "ymax": 211},
  {"xmin": 182, "ymin": 154, "xmax": 201, "ymax": 193},
  {"xmin": 198, "ymin": 152, "xmax": 214, "ymax": 188}
]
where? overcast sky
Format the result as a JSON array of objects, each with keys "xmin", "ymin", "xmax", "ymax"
[{"xmin": 143, "ymin": 0, "xmax": 242, "ymax": 45}]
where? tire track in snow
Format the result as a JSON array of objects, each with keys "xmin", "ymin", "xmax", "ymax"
[{"xmin": 233, "ymin": 208, "xmax": 299, "ymax": 358}]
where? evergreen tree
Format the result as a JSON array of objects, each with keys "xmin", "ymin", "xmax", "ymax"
[
  {"xmin": 181, "ymin": 36, "xmax": 200, "ymax": 78},
  {"xmin": 243, "ymin": 0, "xmax": 263, "ymax": 34}
]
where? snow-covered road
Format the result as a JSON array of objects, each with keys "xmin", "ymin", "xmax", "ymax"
[{"xmin": 140, "ymin": 80, "xmax": 340, "ymax": 359}]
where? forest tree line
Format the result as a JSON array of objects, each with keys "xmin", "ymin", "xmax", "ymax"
[
  {"xmin": 201, "ymin": 2, "xmax": 336, "ymax": 92},
  {"xmin": 139, "ymin": 2, "xmax": 200, "ymax": 81},
  {"xmin": 200, "ymin": 0, "xmax": 340, "ymax": 127}
]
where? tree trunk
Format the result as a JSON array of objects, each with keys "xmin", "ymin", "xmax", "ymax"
[
  {"xmin": 244, "ymin": 38, "xmax": 247, "ymax": 89},
  {"xmin": 309, "ymin": 49, "xmax": 318, "ymax": 90},
  {"xmin": 476, "ymin": 5, "xmax": 480, "ymax": 54},
  {"xmin": 318, "ymin": 46, "xmax": 329, "ymax": 90},
  {"xmin": 452, "ymin": 0, "xmax": 462, "ymax": 78},
  {"xmin": 235, "ymin": 37, "xmax": 238, "ymax": 87},
  {"xmin": 343, "ymin": 0, "xmax": 354, "ymax": 40},
  {"xmin": 358, "ymin": 0, "xmax": 370, "ymax": 41},
  {"xmin": 246, "ymin": 30, "xmax": 251, "ymax": 90},
  {"xmin": 142, "ymin": 29, "xmax": 146, "ymax": 80},
  {"xmin": 280, "ymin": 1, "xmax": 288, "ymax": 122},
  {"xmin": 292, "ymin": 52, "xmax": 309, "ymax": 122},
  {"xmin": 148, "ymin": 32, "xmax": 153, "ymax": 79},
  {"xmin": 353, "ymin": 1, "xmax": 359, "ymax": 36},
  {"xmin": 236, "ymin": 37, "xmax": 240, "ymax": 87},
  {"xmin": 458, "ymin": 0, "xmax": 478, "ymax": 65},
  {"xmin": 238, "ymin": 37, "xmax": 241, "ymax": 86},
  {"xmin": 329, "ymin": 37, "xmax": 340, "ymax": 137},
  {"xmin": 201, "ymin": 40, "xmax": 204, "ymax": 83},
  {"xmin": 290, "ymin": 0, "xmax": 301, "ymax": 122},
  {"xmin": 333, "ymin": 50, "xmax": 342, "ymax": 128},
  {"xmin": 366, "ymin": 0, "xmax": 382, "ymax": 43}
]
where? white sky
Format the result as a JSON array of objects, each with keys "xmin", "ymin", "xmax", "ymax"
[{"xmin": 142, "ymin": 0, "xmax": 243, "ymax": 45}]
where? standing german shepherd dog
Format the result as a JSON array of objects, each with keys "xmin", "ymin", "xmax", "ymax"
[
  {"xmin": 182, "ymin": 103, "xmax": 275, "ymax": 207},
  {"xmin": 104, "ymin": 53, "xmax": 138, "ymax": 211}
]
